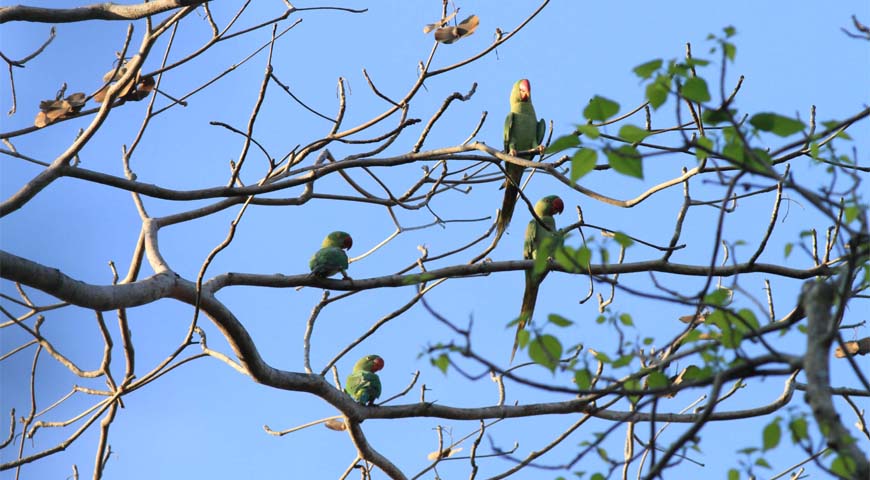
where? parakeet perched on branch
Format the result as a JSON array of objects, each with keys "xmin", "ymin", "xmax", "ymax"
[
  {"xmin": 511, "ymin": 195, "xmax": 564, "ymax": 362},
  {"xmin": 496, "ymin": 79, "xmax": 546, "ymax": 242},
  {"xmin": 345, "ymin": 354, "xmax": 384, "ymax": 406},
  {"xmin": 309, "ymin": 231, "xmax": 353, "ymax": 279}
]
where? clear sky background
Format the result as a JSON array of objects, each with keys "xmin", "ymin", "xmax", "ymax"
[{"xmin": 1, "ymin": 1, "xmax": 869, "ymax": 479}]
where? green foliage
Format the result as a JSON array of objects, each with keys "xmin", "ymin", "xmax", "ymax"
[
  {"xmin": 529, "ymin": 334, "xmax": 563, "ymax": 372},
  {"xmin": 646, "ymin": 371, "xmax": 669, "ymax": 389},
  {"xmin": 831, "ymin": 454, "xmax": 858, "ymax": 478},
  {"xmin": 431, "ymin": 353, "xmax": 449, "ymax": 374},
  {"xmin": 618, "ymin": 124, "xmax": 649, "ymax": 143},
  {"xmin": 605, "ymin": 145, "xmax": 643, "ymax": 179},
  {"xmin": 820, "ymin": 120, "xmax": 852, "ymax": 140},
  {"xmin": 547, "ymin": 134, "xmax": 581, "ymax": 154},
  {"xmin": 682, "ymin": 77, "xmax": 711, "ymax": 103},
  {"xmin": 612, "ymin": 354, "xmax": 633, "ymax": 368},
  {"xmin": 749, "ymin": 113, "xmax": 805, "ymax": 137},
  {"xmin": 727, "ymin": 468, "xmax": 740, "ymax": 480},
  {"xmin": 618, "ymin": 312, "xmax": 634, "ymax": 326},
  {"xmin": 583, "ymin": 95, "xmax": 620, "ymax": 121},
  {"xmin": 633, "ymin": 59, "xmax": 662, "ymax": 79},
  {"xmin": 645, "ymin": 75, "xmax": 669, "ymax": 109},
  {"xmin": 788, "ymin": 416, "xmax": 809, "ymax": 442},
  {"xmin": 576, "ymin": 124, "xmax": 600, "ymax": 139},
  {"xmin": 704, "ymin": 288, "xmax": 732, "ymax": 306},
  {"xmin": 548, "ymin": 313, "xmax": 573, "ymax": 327},
  {"xmin": 612, "ymin": 232, "xmax": 634, "ymax": 249},
  {"xmin": 695, "ymin": 136, "xmax": 713, "ymax": 160},
  {"xmin": 761, "ymin": 417, "xmax": 781, "ymax": 451},
  {"xmin": 516, "ymin": 328, "xmax": 530, "ymax": 349},
  {"xmin": 570, "ymin": 149, "xmax": 597, "ymax": 182},
  {"xmin": 574, "ymin": 368, "xmax": 592, "ymax": 390}
]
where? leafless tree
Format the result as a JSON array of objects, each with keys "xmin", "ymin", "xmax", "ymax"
[{"xmin": 1, "ymin": 2, "xmax": 868, "ymax": 479}]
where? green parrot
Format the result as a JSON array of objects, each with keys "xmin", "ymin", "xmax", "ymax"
[
  {"xmin": 309, "ymin": 231, "xmax": 353, "ymax": 279},
  {"xmin": 344, "ymin": 354, "xmax": 384, "ymax": 406},
  {"xmin": 511, "ymin": 195, "xmax": 564, "ymax": 362},
  {"xmin": 497, "ymin": 79, "xmax": 547, "ymax": 242}
]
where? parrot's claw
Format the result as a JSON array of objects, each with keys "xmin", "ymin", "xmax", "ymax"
[
  {"xmin": 536, "ymin": 144, "xmax": 546, "ymax": 156},
  {"xmin": 509, "ymin": 148, "xmax": 518, "ymax": 157}
]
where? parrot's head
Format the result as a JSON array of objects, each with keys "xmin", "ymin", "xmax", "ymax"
[
  {"xmin": 355, "ymin": 354, "xmax": 385, "ymax": 373},
  {"xmin": 536, "ymin": 195, "xmax": 564, "ymax": 217},
  {"xmin": 511, "ymin": 79, "xmax": 532, "ymax": 103},
  {"xmin": 323, "ymin": 231, "xmax": 353, "ymax": 250}
]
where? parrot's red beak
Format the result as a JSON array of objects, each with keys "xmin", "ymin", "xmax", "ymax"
[
  {"xmin": 371, "ymin": 356, "xmax": 384, "ymax": 372},
  {"xmin": 552, "ymin": 197, "xmax": 564, "ymax": 214},
  {"xmin": 519, "ymin": 79, "xmax": 531, "ymax": 101},
  {"xmin": 344, "ymin": 236, "xmax": 353, "ymax": 250}
]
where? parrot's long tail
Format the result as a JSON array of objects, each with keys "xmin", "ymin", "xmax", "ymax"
[
  {"xmin": 495, "ymin": 165, "xmax": 524, "ymax": 244},
  {"xmin": 511, "ymin": 270, "xmax": 543, "ymax": 363}
]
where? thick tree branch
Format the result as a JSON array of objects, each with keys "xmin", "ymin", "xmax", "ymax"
[{"xmin": 0, "ymin": 0, "xmax": 207, "ymax": 24}]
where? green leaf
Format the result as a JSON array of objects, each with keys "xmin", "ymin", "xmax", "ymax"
[
  {"xmin": 737, "ymin": 447, "xmax": 759, "ymax": 455},
  {"xmin": 575, "ymin": 246, "xmax": 591, "ymax": 267},
  {"xmin": 831, "ymin": 455, "xmax": 858, "ymax": 477},
  {"xmin": 432, "ymin": 354, "xmax": 449, "ymax": 374},
  {"xmin": 590, "ymin": 473, "xmax": 605, "ymax": 480},
  {"xmin": 570, "ymin": 149, "xmax": 597, "ymax": 182},
  {"xmin": 820, "ymin": 120, "xmax": 852, "ymax": 140},
  {"xmin": 755, "ymin": 457, "xmax": 771, "ymax": 469},
  {"xmin": 702, "ymin": 108, "xmax": 735, "ymax": 125},
  {"xmin": 844, "ymin": 205, "xmax": 859, "ymax": 224},
  {"xmin": 606, "ymin": 145, "xmax": 643, "ymax": 179},
  {"xmin": 613, "ymin": 354, "xmax": 633, "ymax": 368},
  {"xmin": 633, "ymin": 59, "xmax": 663, "ymax": 79},
  {"xmin": 685, "ymin": 57, "xmax": 710, "ymax": 67},
  {"xmin": 646, "ymin": 76, "xmax": 669, "ymax": 109},
  {"xmin": 682, "ymin": 365, "xmax": 712, "ymax": 381},
  {"xmin": 704, "ymin": 288, "xmax": 731, "ymax": 306},
  {"xmin": 618, "ymin": 312, "xmax": 634, "ymax": 326},
  {"xmin": 749, "ymin": 113, "xmax": 805, "ymax": 137},
  {"xmin": 574, "ymin": 368, "xmax": 592, "ymax": 390},
  {"xmin": 583, "ymin": 95, "xmax": 620, "ymax": 122},
  {"xmin": 576, "ymin": 124, "xmax": 600, "ymax": 139},
  {"xmin": 681, "ymin": 77, "xmax": 711, "ymax": 103},
  {"xmin": 548, "ymin": 313, "xmax": 573, "ymax": 327},
  {"xmin": 789, "ymin": 417, "xmax": 808, "ymax": 442},
  {"xmin": 516, "ymin": 328, "xmax": 530, "ymax": 349},
  {"xmin": 613, "ymin": 232, "xmax": 635, "ymax": 248},
  {"xmin": 723, "ymin": 25, "xmax": 737, "ymax": 37},
  {"xmin": 727, "ymin": 468, "xmax": 740, "ymax": 480},
  {"xmin": 592, "ymin": 351, "xmax": 611, "ymax": 363},
  {"xmin": 762, "ymin": 418, "xmax": 781, "ymax": 451},
  {"xmin": 695, "ymin": 136, "xmax": 713, "ymax": 161},
  {"xmin": 618, "ymin": 124, "xmax": 650, "ymax": 143},
  {"xmin": 723, "ymin": 42, "xmax": 737, "ymax": 61},
  {"xmin": 625, "ymin": 378, "xmax": 641, "ymax": 404},
  {"xmin": 736, "ymin": 309, "xmax": 760, "ymax": 332},
  {"xmin": 646, "ymin": 371, "xmax": 669, "ymax": 389},
  {"xmin": 784, "ymin": 243, "xmax": 793, "ymax": 258},
  {"xmin": 546, "ymin": 134, "xmax": 581, "ymax": 154},
  {"xmin": 529, "ymin": 334, "xmax": 563, "ymax": 372},
  {"xmin": 710, "ymin": 310, "xmax": 743, "ymax": 349}
]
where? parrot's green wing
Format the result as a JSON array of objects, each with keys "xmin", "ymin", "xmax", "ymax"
[
  {"xmin": 345, "ymin": 371, "xmax": 382, "ymax": 405},
  {"xmin": 536, "ymin": 118, "xmax": 546, "ymax": 146},
  {"xmin": 309, "ymin": 246, "xmax": 349, "ymax": 278},
  {"xmin": 503, "ymin": 112, "xmax": 515, "ymax": 152}
]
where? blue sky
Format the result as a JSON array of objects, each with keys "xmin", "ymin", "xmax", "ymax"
[{"xmin": 1, "ymin": 1, "xmax": 869, "ymax": 479}]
